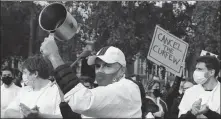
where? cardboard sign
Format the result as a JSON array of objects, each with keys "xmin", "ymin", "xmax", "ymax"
[
  {"xmin": 200, "ymin": 50, "xmax": 218, "ymax": 58},
  {"xmin": 147, "ymin": 25, "xmax": 189, "ymax": 77}
]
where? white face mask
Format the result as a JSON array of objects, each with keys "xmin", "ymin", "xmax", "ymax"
[{"xmin": 193, "ymin": 70, "xmax": 208, "ymax": 84}]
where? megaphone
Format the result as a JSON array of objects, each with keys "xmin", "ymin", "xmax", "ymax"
[{"xmin": 39, "ymin": 3, "xmax": 78, "ymax": 41}]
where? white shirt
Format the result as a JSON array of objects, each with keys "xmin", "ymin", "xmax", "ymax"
[
  {"xmin": 64, "ymin": 77, "xmax": 142, "ymax": 118},
  {"xmin": 5, "ymin": 82, "xmax": 62, "ymax": 118},
  {"xmin": 178, "ymin": 82, "xmax": 220, "ymax": 117},
  {"xmin": 1, "ymin": 83, "xmax": 21, "ymax": 117}
]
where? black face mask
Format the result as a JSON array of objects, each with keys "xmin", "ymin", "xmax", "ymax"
[
  {"xmin": 153, "ymin": 89, "xmax": 161, "ymax": 97},
  {"xmin": 2, "ymin": 76, "xmax": 13, "ymax": 85}
]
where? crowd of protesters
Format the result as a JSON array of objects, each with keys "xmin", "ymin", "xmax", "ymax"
[{"xmin": 1, "ymin": 34, "xmax": 220, "ymax": 118}]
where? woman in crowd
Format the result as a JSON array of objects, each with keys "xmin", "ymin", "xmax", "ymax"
[
  {"xmin": 4, "ymin": 55, "xmax": 62, "ymax": 118},
  {"xmin": 162, "ymin": 75, "xmax": 194, "ymax": 118},
  {"xmin": 144, "ymin": 79, "xmax": 168, "ymax": 119}
]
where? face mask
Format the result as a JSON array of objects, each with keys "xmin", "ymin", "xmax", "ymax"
[
  {"xmin": 2, "ymin": 76, "xmax": 13, "ymax": 85},
  {"xmin": 95, "ymin": 67, "xmax": 121, "ymax": 86},
  {"xmin": 153, "ymin": 89, "xmax": 161, "ymax": 97},
  {"xmin": 193, "ymin": 70, "xmax": 208, "ymax": 84}
]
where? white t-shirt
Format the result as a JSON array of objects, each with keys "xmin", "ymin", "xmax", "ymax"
[
  {"xmin": 1, "ymin": 83, "xmax": 21, "ymax": 117},
  {"xmin": 64, "ymin": 77, "xmax": 142, "ymax": 118},
  {"xmin": 178, "ymin": 82, "xmax": 220, "ymax": 118},
  {"xmin": 5, "ymin": 82, "xmax": 62, "ymax": 118}
]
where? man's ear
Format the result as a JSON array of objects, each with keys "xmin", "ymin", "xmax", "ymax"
[
  {"xmin": 209, "ymin": 69, "xmax": 215, "ymax": 77},
  {"xmin": 34, "ymin": 71, "xmax": 39, "ymax": 78}
]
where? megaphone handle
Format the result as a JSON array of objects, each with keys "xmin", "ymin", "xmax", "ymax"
[{"xmin": 48, "ymin": 33, "xmax": 55, "ymax": 40}]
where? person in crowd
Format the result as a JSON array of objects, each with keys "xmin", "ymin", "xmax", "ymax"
[
  {"xmin": 40, "ymin": 35, "xmax": 142, "ymax": 118},
  {"xmin": 179, "ymin": 80, "xmax": 194, "ymax": 98},
  {"xmin": 161, "ymin": 75, "xmax": 183, "ymax": 116},
  {"xmin": 144, "ymin": 79, "xmax": 168, "ymax": 119},
  {"xmin": 179, "ymin": 56, "xmax": 220, "ymax": 119},
  {"xmin": 158, "ymin": 63, "xmax": 186, "ymax": 118},
  {"xmin": 167, "ymin": 78, "xmax": 194, "ymax": 118},
  {"xmin": 13, "ymin": 70, "xmax": 22, "ymax": 87},
  {"xmin": 79, "ymin": 57, "xmax": 96, "ymax": 89},
  {"xmin": 1, "ymin": 67, "xmax": 21, "ymax": 118},
  {"xmin": 4, "ymin": 55, "xmax": 62, "ymax": 118}
]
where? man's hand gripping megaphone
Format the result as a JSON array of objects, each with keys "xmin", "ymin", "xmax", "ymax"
[
  {"xmin": 40, "ymin": 34, "xmax": 93, "ymax": 96},
  {"xmin": 40, "ymin": 33, "xmax": 59, "ymax": 59},
  {"xmin": 40, "ymin": 34, "xmax": 79, "ymax": 95}
]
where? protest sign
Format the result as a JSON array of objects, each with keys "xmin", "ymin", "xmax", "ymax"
[
  {"xmin": 200, "ymin": 50, "xmax": 218, "ymax": 58},
  {"xmin": 147, "ymin": 25, "xmax": 189, "ymax": 77}
]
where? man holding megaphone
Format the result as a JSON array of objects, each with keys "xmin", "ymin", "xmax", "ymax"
[
  {"xmin": 40, "ymin": 35, "xmax": 143, "ymax": 118},
  {"xmin": 39, "ymin": 3, "xmax": 143, "ymax": 118}
]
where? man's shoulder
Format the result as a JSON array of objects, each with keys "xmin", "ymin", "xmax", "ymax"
[
  {"xmin": 119, "ymin": 78, "xmax": 140, "ymax": 87},
  {"xmin": 185, "ymin": 84, "xmax": 200, "ymax": 92},
  {"xmin": 119, "ymin": 78, "xmax": 142, "ymax": 96},
  {"xmin": 184, "ymin": 84, "xmax": 205, "ymax": 97},
  {"xmin": 49, "ymin": 82, "xmax": 60, "ymax": 92},
  {"xmin": 107, "ymin": 78, "xmax": 141, "ymax": 93}
]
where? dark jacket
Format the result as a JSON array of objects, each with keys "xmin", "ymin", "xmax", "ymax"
[
  {"xmin": 59, "ymin": 102, "xmax": 82, "ymax": 119},
  {"xmin": 162, "ymin": 76, "xmax": 182, "ymax": 118},
  {"xmin": 55, "ymin": 57, "xmax": 95, "ymax": 119},
  {"xmin": 169, "ymin": 94, "xmax": 183, "ymax": 118}
]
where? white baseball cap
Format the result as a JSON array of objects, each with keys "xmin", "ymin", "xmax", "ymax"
[{"xmin": 87, "ymin": 46, "xmax": 126, "ymax": 67}]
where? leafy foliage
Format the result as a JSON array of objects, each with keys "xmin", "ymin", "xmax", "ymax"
[
  {"xmin": 83, "ymin": 1, "xmax": 197, "ymax": 64},
  {"xmin": 1, "ymin": 1, "xmax": 220, "ymax": 77},
  {"xmin": 1, "ymin": 1, "xmax": 44, "ymax": 68},
  {"xmin": 192, "ymin": 1, "xmax": 220, "ymax": 56}
]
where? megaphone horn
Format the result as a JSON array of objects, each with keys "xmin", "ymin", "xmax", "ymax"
[{"xmin": 39, "ymin": 3, "xmax": 78, "ymax": 41}]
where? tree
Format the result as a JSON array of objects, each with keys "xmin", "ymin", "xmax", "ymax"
[
  {"xmin": 2, "ymin": 1, "xmax": 219, "ymax": 80},
  {"xmin": 83, "ymin": 1, "xmax": 196, "ymax": 75},
  {"xmin": 186, "ymin": 1, "xmax": 220, "ymax": 79},
  {"xmin": 1, "ymin": 1, "xmax": 44, "ymax": 69}
]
